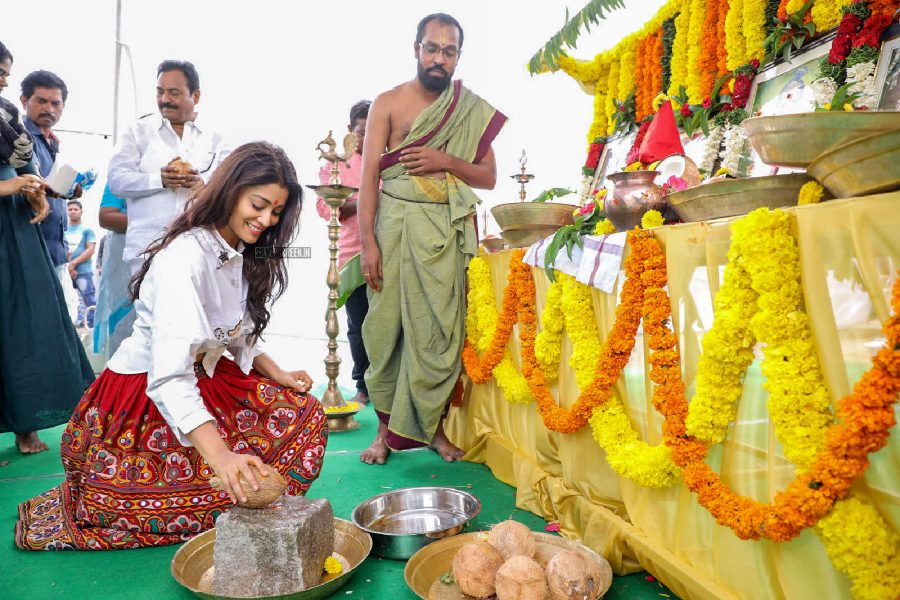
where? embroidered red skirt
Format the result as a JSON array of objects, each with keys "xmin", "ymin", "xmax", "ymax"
[{"xmin": 15, "ymin": 357, "xmax": 328, "ymax": 550}]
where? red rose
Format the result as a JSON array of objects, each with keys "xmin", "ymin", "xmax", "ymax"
[
  {"xmin": 829, "ymin": 35, "xmax": 852, "ymax": 63},
  {"xmin": 680, "ymin": 104, "xmax": 693, "ymax": 117},
  {"xmin": 837, "ymin": 13, "xmax": 863, "ymax": 34}
]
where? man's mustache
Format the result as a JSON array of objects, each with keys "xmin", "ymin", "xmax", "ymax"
[
  {"xmin": 158, "ymin": 103, "xmax": 178, "ymax": 110},
  {"xmin": 427, "ymin": 67, "xmax": 448, "ymax": 76},
  {"xmin": 39, "ymin": 112, "xmax": 56, "ymax": 120}
]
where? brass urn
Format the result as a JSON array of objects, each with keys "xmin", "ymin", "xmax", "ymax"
[{"xmin": 604, "ymin": 171, "xmax": 666, "ymax": 232}]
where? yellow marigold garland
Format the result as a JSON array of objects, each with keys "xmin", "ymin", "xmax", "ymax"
[
  {"xmin": 686, "ymin": 0, "xmax": 709, "ymax": 102},
  {"xmin": 725, "ymin": 0, "xmax": 749, "ymax": 70},
  {"xmin": 811, "ymin": 0, "xmax": 848, "ymax": 31},
  {"xmin": 798, "ymin": 180, "xmax": 825, "ymax": 205},
  {"xmin": 743, "ymin": 0, "xmax": 768, "ymax": 62},
  {"xmin": 535, "ymin": 274, "xmax": 565, "ymax": 381},
  {"xmin": 668, "ymin": 0, "xmax": 693, "ymax": 96},
  {"xmin": 561, "ymin": 273, "xmax": 604, "ymax": 391},
  {"xmin": 641, "ymin": 209, "xmax": 665, "ymax": 229},
  {"xmin": 595, "ymin": 220, "xmax": 617, "ymax": 235}
]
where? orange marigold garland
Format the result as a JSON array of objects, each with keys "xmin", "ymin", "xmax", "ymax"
[
  {"xmin": 522, "ymin": 232, "xmax": 645, "ymax": 434},
  {"xmin": 715, "ymin": 0, "xmax": 730, "ymax": 77}
]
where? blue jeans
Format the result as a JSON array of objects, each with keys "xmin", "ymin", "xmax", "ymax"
[{"xmin": 73, "ymin": 272, "xmax": 96, "ymax": 327}]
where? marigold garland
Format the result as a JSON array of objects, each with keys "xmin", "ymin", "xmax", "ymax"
[
  {"xmin": 668, "ymin": 0, "xmax": 693, "ymax": 96},
  {"xmin": 698, "ymin": 0, "xmax": 722, "ymax": 100},
  {"xmin": 811, "ymin": 0, "xmax": 849, "ymax": 31},
  {"xmin": 743, "ymin": 0, "xmax": 769, "ymax": 62},
  {"xmin": 715, "ymin": 0, "xmax": 730, "ymax": 77},
  {"xmin": 669, "ymin": 209, "xmax": 900, "ymax": 544},
  {"xmin": 561, "ymin": 273, "xmax": 604, "ymax": 391},
  {"xmin": 798, "ymin": 180, "xmax": 825, "ymax": 204},
  {"xmin": 686, "ymin": 0, "xmax": 709, "ymax": 102},
  {"xmin": 726, "ymin": 0, "xmax": 749, "ymax": 69},
  {"xmin": 535, "ymin": 274, "xmax": 565, "ymax": 381}
]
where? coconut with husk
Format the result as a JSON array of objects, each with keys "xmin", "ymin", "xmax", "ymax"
[
  {"xmin": 545, "ymin": 550, "xmax": 612, "ymax": 600},
  {"xmin": 209, "ymin": 466, "xmax": 287, "ymax": 508},
  {"xmin": 653, "ymin": 154, "xmax": 702, "ymax": 188},
  {"xmin": 487, "ymin": 519, "xmax": 536, "ymax": 560},
  {"xmin": 451, "ymin": 541, "xmax": 505, "ymax": 598},
  {"xmin": 169, "ymin": 156, "xmax": 194, "ymax": 177},
  {"xmin": 495, "ymin": 555, "xmax": 549, "ymax": 600}
]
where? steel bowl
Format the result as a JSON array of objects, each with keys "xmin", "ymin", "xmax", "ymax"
[
  {"xmin": 743, "ymin": 111, "xmax": 900, "ymax": 168},
  {"xmin": 170, "ymin": 517, "xmax": 372, "ymax": 600},
  {"xmin": 491, "ymin": 202, "xmax": 577, "ymax": 248},
  {"xmin": 807, "ymin": 128, "xmax": 900, "ymax": 198},
  {"xmin": 666, "ymin": 173, "xmax": 820, "ymax": 222},
  {"xmin": 351, "ymin": 487, "xmax": 481, "ymax": 560}
]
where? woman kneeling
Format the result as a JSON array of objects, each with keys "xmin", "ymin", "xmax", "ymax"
[{"xmin": 16, "ymin": 142, "xmax": 328, "ymax": 550}]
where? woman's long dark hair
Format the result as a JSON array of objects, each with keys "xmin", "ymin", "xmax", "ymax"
[{"xmin": 130, "ymin": 141, "xmax": 302, "ymax": 343}]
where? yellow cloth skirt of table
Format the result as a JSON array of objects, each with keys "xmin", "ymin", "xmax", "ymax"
[{"xmin": 446, "ymin": 193, "xmax": 899, "ymax": 600}]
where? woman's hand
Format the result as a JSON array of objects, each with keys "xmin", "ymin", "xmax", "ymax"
[
  {"xmin": 207, "ymin": 450, "xmax": 269, "ymax": 505},
  {"xmin": 0, "ymin": 174, "xmax": 43, "ymax": 197},
  {"xmin": 25, "ymin": 187, "xmax": 50, "ymax": 224},
  {"xmin": 272, "ymin": 369, "xmax": 313, "ymax": 394}
]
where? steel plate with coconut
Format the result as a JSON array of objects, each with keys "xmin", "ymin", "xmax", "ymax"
[
  {"xmin": 352, "ymin": 487, "xmax": 482, "ymax": 560},
  {"xmin": 404, "ymin": 521, "xmax": 613, "ymax": 600}
]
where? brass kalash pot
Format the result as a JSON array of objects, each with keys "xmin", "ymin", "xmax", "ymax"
[{"xmin": 604, "ymin": 170, "xmax": 666, "ymax": 232}]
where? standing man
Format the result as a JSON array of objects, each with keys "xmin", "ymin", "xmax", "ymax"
[
  {"xmin": 108, "ymin": 60, "xmax": 229, "ymax": 273},
  {"xmin": 358, "ymin": 14, "xmax": 507, "ymax": 465},
  {"xmin": 317, "ymin": 99, "xmax": 371, "ymax": 406},
  {"xmin": 20, "ymin": 70, "xmax": 79, "ymax": 322},
  {"xmin": 65, "ymin": 200, "xmax": 96, "ymax": 328}
]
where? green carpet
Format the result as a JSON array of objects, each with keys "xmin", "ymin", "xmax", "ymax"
[{"xmin": 1, "ymin": 404, "xmax": 678, "ymax": 599}]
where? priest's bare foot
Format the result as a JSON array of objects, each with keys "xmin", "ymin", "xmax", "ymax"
[
  {"xmin": 15, "ymin": 432, "xmax": 49, "ymax": 455},
  {"xmin": 351, "ymin": 390, "xmax": 369, "ymax": 406},
  {"xmin": 360, "ymin": 421, "xmax": 391, "ymax": 465},
  {"xmin": 430, "ymin": 422, "xmax": 464, "ymax": 462}
]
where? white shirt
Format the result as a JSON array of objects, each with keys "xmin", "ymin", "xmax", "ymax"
[
  {"xmin": 107, "ymin": 113, "xmax": 230, "ymax": 262},
  {"xmin": 108, "ymin": 227, "xmax": 264, "ymax": 445}
]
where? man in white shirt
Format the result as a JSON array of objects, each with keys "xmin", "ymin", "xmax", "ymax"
[{"xmin": 108, "ymin": 60, "xmax": 229, "ymax": 273}]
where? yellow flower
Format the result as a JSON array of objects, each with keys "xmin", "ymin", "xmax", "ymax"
[
  {"xmin": 623, "ymin": 161, "xmax": 644, "ymax": 172},
  {"xmin": 535, "ymin": 275, "xmax": 565, "ymax": 380},
  {"xmin": 323, "ymin": 556, "xmax": 343, "ymax": 575},
  {"xmin": 594, "ymin": 220, "xmax": 616, "ymax": 235},
  {"xmin": 843, "ymin": 103, "xmax": 854, "ymax": 112},
  {"xmin": 823, "ymin": 102, "xmax": 832, "ymax": 110},
  {"xmin": 713, "ymin": 167, "xmax": 731, "ymax": 177},
  {"xmin": 797, "ymin": 181, "xmax": 825, "ymax": 205},
  {"xmin": 641, "ymin": 210, "xmax": 665, "ymax": 229},
  {"xmin": 652, "ymin": 93, "xmax": 669, "ymax": 111},
  {"xmin": 725, "ymin": 0, "xmax": 748, "ymax": 70}
]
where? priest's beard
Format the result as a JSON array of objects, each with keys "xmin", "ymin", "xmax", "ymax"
[{"xmin": 417, "ymin": 63, "xmax": 451, "ymax": 93}]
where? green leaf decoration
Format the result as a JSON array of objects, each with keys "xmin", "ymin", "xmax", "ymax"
[{"xmin": 527, "ymin": 0, "xmax": 626, "ymax": 74}]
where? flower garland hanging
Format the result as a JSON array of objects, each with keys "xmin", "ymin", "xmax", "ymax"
[
  {"xmin": 743, "ymin": 0, "xmax": 769, "ymax": 63},
  {"xmin": 668, "ymin": 0, "xmax": 693, "ymax": 96},
  {"xmin": 589, "ymin": 231, "xmax": 682, "ymax": 488},
  {"xmin": 811, "ymin": 0, "xmax": 850, "ymax": 31},
  {"xmin": 725, "ymin": 0, "xmax": 749, "ymax": 69},
  {"xmin": 698, "ymin": 0, "xmax": 722, "ymax": 100},
  {"xmin": 668, "ymin": 209, "xmax": 900, "ymax": 543},
  {"xmin": 561, "ymin": 273, "xmax": 604, "ymax": 391},
  {"xmin": 535, "ymin": 275, "xmax": 565, "ymax": 381},
  {"xmin": 715, "ymin": 0, "xmax": 730, "ymax": 77},
  {"xmin": 686, "ymin": 0, "xmax": 709, "ymax": 102},
  {"xmin": 522, "ymin": 233, "xmax": 645, "ymax": 434}
]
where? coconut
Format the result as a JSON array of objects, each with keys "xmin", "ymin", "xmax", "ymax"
[
  {"xmin": 495, "ymin": 555, "xmax": 549, "ymax": 600},
  {"xmin": 169, "ymin": 157, "xmax": 194, "ymax": 177},
  {"xmin": 487, "ymin": 520, "xmax": 537, "ymax": 559},
  {"xmin": 653, "ymin": 154, "xmax": 702, "ymax": 188},
  {"xmin": 209, "ymin": 466, "xmax": 287, "ymax": 508},
  {"xmin": 545, "ymin": 550, "xmax": 612, "ymax": 600},
  {"xmin": 451, "ymin": 542, "xmax": 504, "ymax": 598}
]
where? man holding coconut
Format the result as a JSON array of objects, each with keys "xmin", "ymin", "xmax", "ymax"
[{"xmin": 108, "ymin": 59, "xmax": 230, "ymax": 274}]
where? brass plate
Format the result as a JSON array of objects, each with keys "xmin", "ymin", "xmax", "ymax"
[
  {"xmin": 491, "ymin": 202, "xmax": 577, "ymax": 249},
  {"xmin": 807, "ymin": 129, "xmax": 900, "ymax": 198},
  {"xmin": 404, "ymin": 531, "xmax": 612, "ymax": 600},
  {"xmin": 666, "ymin": 173, "xmax": 817, "ymax": 222},
  {"xmin": 743, "ymin": 111, "xmax": 900, "ymax": 167},
  {"xmin": 171, "ymin": 517, "xmax": 372, "ymax": 600}
]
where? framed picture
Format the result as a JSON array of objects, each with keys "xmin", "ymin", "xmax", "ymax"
[
  {"xmin": 874, "ymin": 24, "xmax": 900, "ymax": 110},
  {"xmin": 746, "ymin": 37, "xmax": 834, "ymax": 118}
]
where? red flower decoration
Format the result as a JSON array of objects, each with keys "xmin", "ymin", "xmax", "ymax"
[
  {"xmin": 702, "ymin": 97, "xmax": 712, "ymax": 109},
  {"xmin": 829, "ymin": 35, "xmax": 853, "ymax": 64},
  {"xmin": 579, "ymin": 201, "xmax": 596, "ymax": 216},
  {"xmin": 854, "ymin": 14, "xmax": 892, "ymax": 48},
  {"xmin": 838, "ymin": 13, "xmax": 863, "ymax": 34},
  {"xmin": 625, "ymin": 120, "xmax": 653, "ymax": 165},
  {"xmin": 584, "ymin": 143, "xmax": 603, "ymax": 170},
  {"xmin": 679, "ymin": 104, "xmax": 693, "ymax": 117},
  {"xmin": 749, "ymin": 58, "xmax": 760, "ymax": 70}
]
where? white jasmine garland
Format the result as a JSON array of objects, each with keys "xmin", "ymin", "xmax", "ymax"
[
  {"xmin": 811, "ymin": 77, "xmax": 838, "ymax": 107},
  {"xmin": 720, "ymin": 123, "xmax": 748, "ymax": 176},
  {"xmin": 579, "ymin": 173, "xmax": 595, "ymax": 205},
  {"xmin": 846, "ymin": 61, "xmax": 877, "ymax": 108},
  {"xmin": 699, "ymin": 126, "xmax": 724, "ymax": 175}
]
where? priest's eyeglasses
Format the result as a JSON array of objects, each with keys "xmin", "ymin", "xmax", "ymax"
[{"xmin": 417, "ymin": 43, "xmax": 460, "ymax": 59}]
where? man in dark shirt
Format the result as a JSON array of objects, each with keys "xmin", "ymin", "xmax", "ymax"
[{"xmin": 21, "ymin": 70, "xmax": 79, "ymax": 322}]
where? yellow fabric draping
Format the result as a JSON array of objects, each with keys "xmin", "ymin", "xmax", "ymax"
[{"xmin": 446, "ymin": 193, "xmax": 900, "ymax": 600}]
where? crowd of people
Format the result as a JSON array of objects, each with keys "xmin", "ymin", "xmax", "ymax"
[{"xmin": 2, "ymin": 12, "xmax": 506, "ymax": 551}]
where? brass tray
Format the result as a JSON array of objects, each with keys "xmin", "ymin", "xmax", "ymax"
[
  {"xmin": 666, "ymin": 173, "xmax": 818, "ymax": 222},
  {"xmin": 171, "ymin": 517, "xmax": 372, "ymax": 600},
  {"xmin": 404, "ymin": 531, "xmax": 612, "ymax": 600},
  {"xmin": 807, "ymin": 129, "xmax": 900, "ymax": 198},
  {"xmin": 743, "ymin": 111, "xmax": 900, "ymax": 167},
  {"xmin": 491, "ymin": 202, "xmax": 577, "ymax": 248}
]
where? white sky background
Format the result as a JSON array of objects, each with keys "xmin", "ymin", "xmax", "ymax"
[{"xmin": 3, "ymin": 0, "xmax": 666, "ymax": 345}]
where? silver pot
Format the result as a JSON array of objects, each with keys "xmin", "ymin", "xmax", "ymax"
[{"xmin": 351, "ymin": 486, "xmax": 481, "ymax": 560}]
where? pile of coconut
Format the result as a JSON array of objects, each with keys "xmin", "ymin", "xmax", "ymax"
[{"xmin": 450, "ymin": 520, "xmax": 612, "ymax": 600}]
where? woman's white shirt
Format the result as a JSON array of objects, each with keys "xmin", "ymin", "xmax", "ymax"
[{"xmin": 108, "ymin": 227, "xmax": 264, "ymax": 445}]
